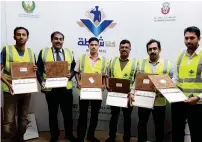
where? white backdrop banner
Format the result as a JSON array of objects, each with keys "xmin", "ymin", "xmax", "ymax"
[{"xmin": 1, "ymin": 1, "xmax": 202, "ymax": 141}]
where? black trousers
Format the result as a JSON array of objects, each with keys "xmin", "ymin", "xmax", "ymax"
[
  {"xmin": 171, "ymin": 102, "xmax": 202, "ymax": 142},
  {"xmin": 45, "ymin": 88, "xmax": 73, "ymax": 139},
  {"xmin": 137, "ymin": 106, "xmax": 166, "ymax": 142},
  {"xmin": 77, "ymin": 99, "xmax": 102, "ymax": 140},
  {"xmin": 108, "ymin": 105, "xmax": 133, "ymax": 141}
]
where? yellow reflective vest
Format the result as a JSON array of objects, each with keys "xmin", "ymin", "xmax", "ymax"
[
  {"xmin": 2, "ymin": 45, "xmax": 35, "ymax": 93},
  {"xmin": 177, "ymin": 49, "xmax": 202, "ymax": 104}
]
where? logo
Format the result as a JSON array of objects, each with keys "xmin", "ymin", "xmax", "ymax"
[
  {"xmin": 154, "ymin": 2, "xmax": 176, "ymax": 22},
  {"xmin": 161, "ymin": 2, "xmax": 170, "ymax": 15},
  {"xmin": 189, "ymin": 70, "xmax": 195, "ymax": 76},
  {"xmin": 22, "ymin": 1, "xmax": 35, "ymax": 13},
  {"xmin": 77, "ymin": 6, "xmax": 116, "ymax": 37},
  {"xmin": 124, "ymin": 73, "xmax": 128, "ymax": 78}
]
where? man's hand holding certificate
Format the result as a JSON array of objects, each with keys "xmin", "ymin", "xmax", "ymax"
[{"xmin": 148, "ymin": 74, "xmax": 187, "ymax": 103}]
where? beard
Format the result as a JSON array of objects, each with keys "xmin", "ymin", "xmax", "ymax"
[{"xmin": 150, "ymin": 53, "xmax": 157, "ymax": 62}]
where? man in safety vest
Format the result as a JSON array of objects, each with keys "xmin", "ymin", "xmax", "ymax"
[
  {"xmin": 74, "ymin": 37, "xmax": 108, "ymax": 142},
  {"xmin": 105, "ymin": 40, "xmax": 138, "ymax": 142},
  {"xmin": 1, "ymin": 27, "xmax": 37, "ymax": 142},
  {"xmin": 37, "ymin": 31, "xmax": 76, "ymax": 142},
  {"xmin": 131, "ymin": 39, "xmax": 176, "ymax": 142},
  {"xmin": 172, "ymin": 26, "xmax": 202, "ymax": 142}
]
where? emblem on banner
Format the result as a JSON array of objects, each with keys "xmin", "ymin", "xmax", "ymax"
[
  {"xmin": 77, "ymin": 6, "xmax": 116, "ymax": 37},
  {"xmin": 161, "ymin": 2, "xmax": 170, "ymax": 15},
  {"xmin": 154, "ymin": 2, "xmax": 176, "ymax": 22},
  {"xmin": 22, "ymin": 1, "xmax": 36, "ymax": 13}
]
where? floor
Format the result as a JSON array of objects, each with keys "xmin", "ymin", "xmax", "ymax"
[{"xmin": 27, "ymin": 131, "xmax": 138, "ymax": 142}]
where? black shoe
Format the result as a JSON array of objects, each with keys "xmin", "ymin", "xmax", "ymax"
[
  {"xmin": 77, "ymin": 138, "xmax": 84, "ymax": 142},
  {"xmin": 86, "ymin": 136, "xmax": 100, "ymax": 142},
  {"xmin": 50, "ymin": 137, "xmax": 59, "ymax": 142},
  {"xmin": 64, "ymin": 134, "xmax": 77, "ymax": 142},
  {"xmin": 123, "ymin": 136, "xmax": 131, "ymax": 142},
  {"xmin": 105, "ymin": 137, "xmax": 115, "ymax": 142}
]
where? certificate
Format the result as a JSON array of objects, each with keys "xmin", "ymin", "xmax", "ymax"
[
  {"xmin": 12, "ymin": 79, "xmax": 38, "ymax": 94},
  {"xmin": 158, "ymin": 88, "xmax": 187, "ymax": 103},
  {"xmin": 106, "ymin": 92, "xmax": 128, "ymax": 108},
  {"xmin": 133, "ymin": 90, "xmax": 156, "ymax": 109},
  {"xmin": 80, "ymin": 88, "xmax": 102, "ymax": 100},
  {"xmin": 148, "ymin": 74, "xmax": 187, "ymax": 103},
  {"xmin": 45, "ymin": 77, "xmax": 68, "ymax": 88}
]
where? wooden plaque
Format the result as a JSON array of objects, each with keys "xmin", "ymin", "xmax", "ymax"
[
  {"xmin": 135, "ymin": 73, "xmax": 155, "ymax": 92},
  {"xmin": 80, "ymin": 73, "xmax": 102, "ymax": 88},
  {"xmin": 109, "ymin": 78, "xmax": 130, "ymax": 93},
  {"xmin": 45, "ymin": 61, "xmax": 68, "ymax": 78},
  {"xmin": 11, "ymin": 62, "xmax": 36, "ymax": 79}
]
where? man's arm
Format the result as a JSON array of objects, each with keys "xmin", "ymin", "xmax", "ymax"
[
  {"xmin": 170, "ymin": 61, "xmax": 178, "ymax": 84},
  {"xmin": 130, "ymin": 61, "xmax": 140, "ymax": 94},
  {"xmin": 1, "ymin": 47, "xmax": 13, "ymax": 94},
  {"xmin": 69, "ymin": 57, "xmax": 76, "ymax": 80},
  {"xmin": 74, "ymin": 57, "xmax": 82, "ymax": 89},
  {"xmin": 36, "ymin": 50, "xmax": 45, "ymax": 85},
  {"xmin": 1, "ymin": 47, "xmax": 7, "ymax": 83}
]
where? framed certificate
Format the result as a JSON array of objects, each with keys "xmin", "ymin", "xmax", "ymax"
[
  {"xmin": 11, "ymin": 62, "xmax": 38, "ymax": 94},
  {"xmin": 106, "ymin": 78, "xmax": 130, "ymax": 107},
  {"xmin": 148, "ymin": 74, "xmax": 187, "ymax": 103},
  {"xmin": 45, "ymin": 61, "xmax": 69, "ymax": 88}
]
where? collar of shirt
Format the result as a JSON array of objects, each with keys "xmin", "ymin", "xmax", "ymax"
[
  {"xmin": 119, "ymin": 57, "xmax": 129, "ymax": 61},
  {"xmin": 88, "ymin": 53, "xmax": 101, "ymax": 60},
  {"xmin": 149, "ymin": 58, "xmax": 160, "ymax": 66},
  {"xmin": 52, "ymin": 47, "xmax": 63, "ymax": 53},
  {"xmin": 186, "ymin": 47, "xmax": 202, "ymax": 59}
]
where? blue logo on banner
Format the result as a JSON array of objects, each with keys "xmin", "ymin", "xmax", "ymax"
[{"xmin": 77, "ymin": 6, "xmax": 116, "ymax": 37}]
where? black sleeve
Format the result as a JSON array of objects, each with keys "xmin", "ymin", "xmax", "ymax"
[
  {"xmin": 1, "ymin": 47, "xmax": 6, "ymax": 67},
  {"xmin": 34, "ymin": 54, "xmax": 37, "ymax": 64},
  {"xmin": 69, "ymin": 57, "xmax": 76, "ymax": 80},
  {"xmin": 36, "ymin": 50, "xmax": 45, "ymax": 84}
]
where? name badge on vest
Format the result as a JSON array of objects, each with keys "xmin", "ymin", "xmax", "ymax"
[{"xmin": 188, "ymin": 70, "xmax": 195, "ymax": 76}]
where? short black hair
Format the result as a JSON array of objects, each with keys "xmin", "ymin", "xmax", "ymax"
[
  {"xmin": 14, "ymin": 27, "xmax": 29, "ymax": 36},
  {"xmin": 146, "ymin": 39, "xmax": 161, "ymax": 51},
  {"xmin": 88, "ymin": 37, "xmax": 99, "ymax": 44},
  {"xmin": 184, "ymin": 26, "xmax": 200, "ymax": 38},
  {"xmin": 51, "ymin": 31, "xmax": 64, "ymax": 41},
  {"xmin": 120, "ymin": 39, "xmax": 131, "ymax": 46}
]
